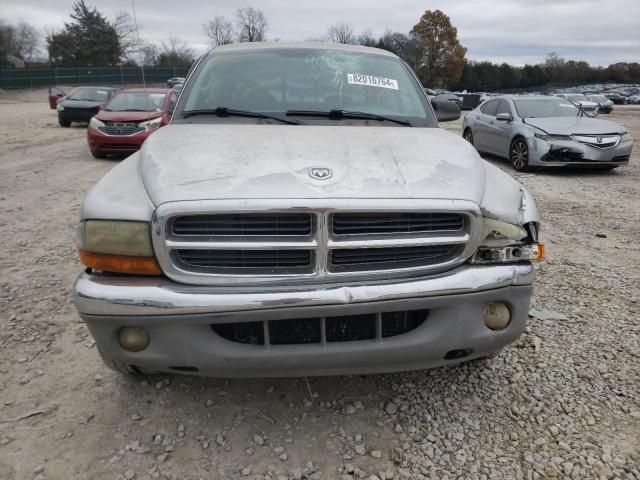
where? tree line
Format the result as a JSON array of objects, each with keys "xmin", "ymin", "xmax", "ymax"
[{"xmin": 1, "ymin": 1, "xmax": 639, "ymax": 90}]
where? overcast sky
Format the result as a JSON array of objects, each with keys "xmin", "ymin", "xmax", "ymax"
[{"xmin": 4, "ymin": 0, "xmax": 639, "ymax": 66}]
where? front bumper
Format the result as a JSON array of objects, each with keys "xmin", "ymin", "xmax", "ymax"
[
  {"xmin": 87, "ymin": 127, "xmax": 152, "ymax": 154},
  {"xmin": 59, "ymin": 108, "xmax": 99, "ymax": 124},
  {"xmin": 74, "ymin": 264, "xmax": 535, "ymax": 377},
  {"xmin": 530, "ymin": 137, "xmax": 632, "ymax": 167}
]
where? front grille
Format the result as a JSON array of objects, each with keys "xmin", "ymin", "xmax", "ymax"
[
  {"xmin": 174, "ymin": 249, "xmax": 313, "ymax": 271},
  {"xmin": 172, "ymin": 213, "xmax": 313, "ymax": 236},
  {"xmin": 332, "ymin": 212, "xmax": 464, "ymax": 235},
  {"xmin": 574, "ymin": 134, "xmax": 620, "ymax": 149},
  {"xmin": 211, "ymin": 309, "xmax": 428, "ymax": 345},
  {"xmin": 157, "ymin": 204, "xmax": 476, "ymax": 283},
  {"xmin": 330, "ymin": 245, "xmax": 460, "ymax": 270},
  {"xmin": 98, "ymin": 122, "xmax": 144, "ymax": 136}
]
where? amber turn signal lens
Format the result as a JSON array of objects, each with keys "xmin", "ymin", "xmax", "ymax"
[
  {"xmin": 79, "ymin": 250, "xmax": 162, "ymax": 275},
  {"xmin": 532, "ymin": 243, "xmax": 545, "ymax": 261}
]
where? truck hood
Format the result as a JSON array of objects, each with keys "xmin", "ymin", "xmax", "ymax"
[
  {"xmin": 524, "ymin": 116, "xmax": 626, "ymax": 135},
  {"xmin": 138, "ymin": 124, "xmax": 487, "ymax": 206},
  {"xmin": 95, "ymin": 110, "xmax": 164, "ymax": 122},
  {"xmin": 59, "ymin": 99, "xmax": 103, "ymax": 109}
]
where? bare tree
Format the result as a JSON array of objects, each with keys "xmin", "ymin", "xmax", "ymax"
[
  {"xmin": 236, "ymin": 7, "xmax": 268, "ymax": 42},
  {"xmin": 139, "ymin": 42, "xmax": 159, "ymax": 65},
  {"xmin": 327, "ymin": 22, "xmax": 354, "ymax": 44},
  {"xmin": 158, "ymin": 36, "xmax": 194, "ymax": 66},
  {"xmin": 357, "ymin": 29, "xmax": 376, "ymax": 47},
  {"xmin": 203, "ymin": 15, "xmax": 234, "ymax": 47},
  {"xmin": 12, "ymin": 21, "xmax": 40, "ymax": 61},
  {"xmin": 112, "ymin": 11, "xmax": 142, "ymax": 60}
]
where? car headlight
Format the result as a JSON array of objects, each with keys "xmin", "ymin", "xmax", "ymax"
[
  {"xmin": 56, "ymin": 104, "xmax": 64, "ymax": 112},
  {"xmin": 138, "ymin": 117, "xmax": 162, "ymax": 130},
  {"xmin": 534, "ymin": 133, "xmax": 571, "ymax": 141},
  {"xmin": 89, "ymin": 117, "xmax": 105, "ymax": 129},
  {"xmin": 77, "ymin": 220, "xmax": 161, "ymax": 275},
  {"xmin": 469, "ymin": 218, "xmax": 544, "ymax": 264},
  {"xmin": 621, "ymin": 132, "xmax": 632, "ymax": 142}
]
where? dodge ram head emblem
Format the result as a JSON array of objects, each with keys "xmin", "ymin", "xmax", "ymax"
[{"xmin": 309, "ymin": 167, "xmax": 332, "ymax": 180}]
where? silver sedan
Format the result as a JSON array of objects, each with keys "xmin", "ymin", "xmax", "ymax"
[{"xmin": 462, "ymin": 95, "xmax": 633, "ymax": 171}]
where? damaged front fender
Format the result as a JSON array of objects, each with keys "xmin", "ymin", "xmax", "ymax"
[{"xmin": 480, "ymin": 161, "xmax": 540, "ymax": 232}]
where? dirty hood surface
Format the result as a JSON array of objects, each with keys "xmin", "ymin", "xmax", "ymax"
[
  {"xmin": 524, "ymin": 116, "xmax": 626, "ymax": 135},
  {"xmin": 139, "ymin": 124, "xmax": 487, "ymax": 206}
]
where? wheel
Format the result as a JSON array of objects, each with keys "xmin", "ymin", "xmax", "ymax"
[
  {"xmin": 91, "ymin": 149, "xmax": 107, "ymax": 159},
  {"xmin": 58, "ymin": 116, "xmax": 71, "ymax": 127},
  {"xmin": 463, "ymin": 128, "xmax": 474, "ymax": 146},
  {"xmin": 510, "ymin": 138, "xmax": 530, "ymax": 172}
]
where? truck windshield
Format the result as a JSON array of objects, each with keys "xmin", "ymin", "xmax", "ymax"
[{"xmin": 179, "ymin": 47, "xmax": 435, "ymax": 126}]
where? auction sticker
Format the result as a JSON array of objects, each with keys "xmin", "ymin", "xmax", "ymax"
[{"xmin": 347, "ymin": 74, "xmax": 398, "ymax": 90}]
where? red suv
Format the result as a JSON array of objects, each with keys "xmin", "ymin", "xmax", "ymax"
[{"xmin": 87, "ymin": 88, "xmax": 176, "ymax": 158}]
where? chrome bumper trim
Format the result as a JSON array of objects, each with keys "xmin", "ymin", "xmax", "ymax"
[{"xmin": 73, "ymin": 263, "xmax": 534, "ymax": 317}]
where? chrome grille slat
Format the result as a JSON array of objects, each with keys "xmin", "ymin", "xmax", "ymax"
[
  {"xmin": 332, "ymin": 212, "xmax": 464, "ymax": 235},
  {"xmin": 330, "ymin": 245, "xmax": 459, "ymax": 270},
  {"xmin": 172, "ymin": 213, "xmax": 312, "ymax": 236},
  {"xmin": 175, "ymin": 249, "xmax": 313, "ymax": 269}
]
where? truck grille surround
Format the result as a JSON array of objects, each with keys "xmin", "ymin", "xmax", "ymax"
[{"xmin": 152, "ymin": 200, "xmax": 481, "ymax": 286}]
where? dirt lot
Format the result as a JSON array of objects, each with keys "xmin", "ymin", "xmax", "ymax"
[{"xmin": 0, "ymin": 92, "xmax": 638, "ymax": 480}]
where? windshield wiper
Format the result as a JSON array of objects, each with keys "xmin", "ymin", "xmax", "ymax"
[
  {"xmin": 181, "ymin": 107, "xmax": 301, "ymax": 125},
  {"xmin": 286, "ymin": 109, "xmax": 412, "ymax": 126}
]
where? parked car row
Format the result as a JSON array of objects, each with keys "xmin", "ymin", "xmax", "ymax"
[{"xmin": 49, "ymin": 83, "xmax": 180, "ymax": 158}]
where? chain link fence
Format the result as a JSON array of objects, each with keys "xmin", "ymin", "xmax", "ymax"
[{"xmin": 0, "ymin": 65, "xmax": 189, "ymax": 89}]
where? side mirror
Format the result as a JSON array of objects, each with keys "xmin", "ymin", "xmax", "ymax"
[
  {"xmin": 496, "ymin": 112, "xmax": 512, "ymax": 122},
  {"xmin": 431, "ymin": 98, "xmax": 461, "ymax": 122}
]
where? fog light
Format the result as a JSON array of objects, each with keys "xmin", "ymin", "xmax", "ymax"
[
  {"xmin": 483, "ymin": 303, "xmax": 511, "ymax": 330},
  {"xmin": 118, "ymin": 326, "xmax": 149, "ymax": 352}
]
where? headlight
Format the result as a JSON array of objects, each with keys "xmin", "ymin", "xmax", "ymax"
[
  {"xmin": 534, "ymin": 133, "xmax": 571, "ymax": 141},
  {"xmin": 138, "ymin": 117, "xmax": 162, "ymax": 130},
  {"xmin": 89, "ymin": 117, "xmax": 105, "ymax": 129},
  {"xmin": 469, "ymin": 218, "xmax": 544, "ymax": 264},
  {"xmin": 77, "ymin": 220, "xmax": 161, "ymax": 275},
  {"xmin": 56, "ymin": 104, "xmax": 64, "ymax": 112},
  {"xmin": 481, "ymin": 218, "xmax": 527, "ymax": 246},
  {"xmin": 471, "ymin": 243, "xmax": 544, "ymax": 264},
  {"xmin": 621, "ymin": 132, "xmax": 632, "ymax": 142}
]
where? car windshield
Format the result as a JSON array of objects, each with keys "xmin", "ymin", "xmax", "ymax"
[
  {"xmin": 566, "ymin": 94, "xmax": 587, "ymax": 102},
  {"xmin": 106, "ymin": 92, "xmax": 166, "ymax": 112},
  {"xmin": 514, "ymin": 98, "xmax": 580, "ymax": 118},
  {"xmin": 180, "ymin": 47, "xmax": 434, "ymax": 126},
  {"xmin": 589, "ymin": 95, "xmax": 607, "ymax": 102},
  {"xmin": 67, "ymin": 87, "xmax": 111, "ymax": 102}
]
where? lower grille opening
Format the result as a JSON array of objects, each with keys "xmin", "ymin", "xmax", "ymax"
[
  {"xmin": 211, "ymin": 309, "xmax": 428, "ymax": 345},
  {"xmin": 444, "ymin": 349, "xmax": 472, "ymax": 360},
  {"xmin": 169, "ymin": 366, "xmax": 199, "ymax": 372},
  {"xmin": 326, "ymin": 314, "xmax": 376, "ymax": 342},
  {"xmin": 269, "ymin": 318, "xmax": 321, "ymax": 344}
]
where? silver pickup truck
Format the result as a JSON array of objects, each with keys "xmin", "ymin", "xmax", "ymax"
[{"xmin": 73, "ymin": 42, "xmax": 543, "ymax": 377}]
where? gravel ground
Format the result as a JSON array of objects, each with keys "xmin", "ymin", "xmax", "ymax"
[{"xmin": 0, "ymin": 91, "xmax": 639, "ymax": 480}]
